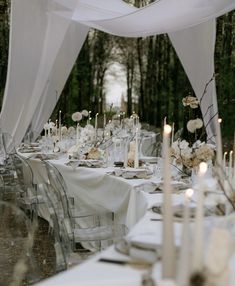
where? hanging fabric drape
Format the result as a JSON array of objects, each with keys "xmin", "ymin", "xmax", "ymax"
[
  {"xmin": 169, "ymin": 20, "xmax": 217, "ymax": 144},
  {"xmin": 55, "ymin": 0, "xmax": 235, "ymax": 36},
  {"xmin": 0, "ymin": 0, "xmax": 89, "ymax": 146},
  {"xmin": 0, "ymin": 0, "xmax": 234, "ymax": 145}
]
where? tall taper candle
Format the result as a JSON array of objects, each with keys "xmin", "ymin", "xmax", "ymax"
[
  {"xmin": 134, "ymin": 127, "xmax": 139, "ymax": 168},
  {"xmin": 95, "ymin": 113, "xmax": 98, "ymax": 130},
  {"xmin": 55, "ymin": 119, "xmax": 58, "ymax": 136},
  {"xmin": 103, "ymin": 112, "xmax": 106, "ymax": 128},
  {"xmin": 163, "ymin": 116, "xmax": 167, "ymax": 126},
  {"xmin": 76, "ymin": 123, "xmax": 79, "ymax": 146},
  {"xmin": 215, "ymin": 118, "xmax": 223, "ymax": 177},
  {"xmin": 171, "ymin": 122, "xmax": 175, "ymax": 145},
  {"xmin": 88, "ymin": 111, "xmax": 91, "ymax": 125},
  {"xmin": 177, "ymin": 188, "xmax": 194, "ymax": 286},
  {"xmin": 59, "ymin": 110, "xmax": 62, "ymax": 141},
  {"xmin": 162, "ymin": 124, "xmax": 175, "ymax": 279},
  {"xmin": 193, "ymin": 162, "xmax": 207, "ymax": 272},
  {"xmin": 229, "ymin": 151, "xmax": 233, "ymax": 182},
  {"xmin": 223, "ymin": 151, "xmax": 228, "ymax": 174}
]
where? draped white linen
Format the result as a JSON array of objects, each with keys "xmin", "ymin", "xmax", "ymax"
[
  {"xmin": 169, "ymin": 20, "xmax": 218, "ymax": 143},
  {"xmin": 0, "ymin": 0, "xmax": 89, "ymax": 146},
  {"xmin": 0, "ymin": 0, "xmax": 235, "ymax": 145},
  {"xmin": 56, "ymin": 0, "xmax": 235, "ymax": 36}
]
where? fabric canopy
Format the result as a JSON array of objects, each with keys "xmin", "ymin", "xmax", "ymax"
[
  {"xmin": 56, "ymin": 0, "xmax": 235, "ymax": 36},
  {"xmin": 0, "ymin": 0, "xmax": 234, "ymax": 146}
]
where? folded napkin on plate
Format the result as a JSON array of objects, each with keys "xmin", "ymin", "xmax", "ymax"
[
  {"xmin": 151, "ymin": 203, "xmax": 224, "ymax": 218},
  {"xmin": 115, "ymin": 235, "xmax": 161, "ymax": 264},
  {"xmin": 32, "ymin": 153, "xmax": 58, "ymax": 160},
  {"xmin": 66, "ymin": 159, "xmax": 103, "ymax": 168},
  {"xmin": 18, "ymin": 147, "xmax": 41, "ymax": 153}
]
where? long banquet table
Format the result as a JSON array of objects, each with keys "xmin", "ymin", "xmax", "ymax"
[
  {"xmin": 18, "ymin": 151, "xmax": 235, "ymax": 286},
  {"xmin": 21, "ymin": 154, "xmax": 168, "ymax": 229}
]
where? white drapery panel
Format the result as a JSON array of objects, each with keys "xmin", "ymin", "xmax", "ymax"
[
  {"xmin": 31, "ymin": 21, "xmax": 89, "ymax": 136},
  {"xmin": 169, "ymin": 20, "xmax": 217, "ymax": 144},
  {"xmin": 56, "ymin": 0, "xmax": 235, "ymax": 36},
  {"xmin": 0, "ymin": 0, "xmax": 234, "ymax": 145},
  {"xmin": 0, "ymin": 0, "xmax": 49, "ymax": 144},
  {"xmin": 0, "ymin": 0, "xmax": 89, "ymax": 146}
]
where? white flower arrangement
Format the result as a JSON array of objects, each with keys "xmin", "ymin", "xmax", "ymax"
[
  {"xmin": 61, "ymin": 126, "xmax": 68, "ymax": 136},
  {"xmin": 72, "ymin": 112, "xmax": 82, "ymax": 122},
  {"xmin": 81, "ymin": 109, "xmax": 89, "ymax": 117},
  {"xmin": 187, "ymin": 118, "xmax": 203, "ymax": 133},
  {"xmin": 182, "ymin": 96, "xmax": 199, "ymax": 109},
  {"xmin": 171, "ymin": 139, "xmax": 215, "ymax": 171}
]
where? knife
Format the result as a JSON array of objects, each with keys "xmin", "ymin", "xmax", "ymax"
[{"xmin": 98, "ymin": 258, "xmax": 151, "ymax": 268}]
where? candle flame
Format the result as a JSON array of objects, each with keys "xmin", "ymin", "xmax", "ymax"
[
  {"xmin": 199, "ymin": 162, "xmax": 208, "ymax": 175},
  {"xmin": 230, "ymin": 150, "xmax": 233, "ymax": 156},
  {"xmin": 186, "ymin": 188, "xmax": 194, "ymax": 198},
  {"xmin": 164, "ymin": 124, "xmax": 172, "ymax": 134},
  {"xmin": 218, "ymin": 118, "xmax": 222, "ymax": 123}
]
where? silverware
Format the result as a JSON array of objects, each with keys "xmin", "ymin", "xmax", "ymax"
[{"xmin": 98, "ymin": 258, "xmax": 151, "ymax": 268}]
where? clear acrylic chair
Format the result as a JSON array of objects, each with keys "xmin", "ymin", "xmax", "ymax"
[
  {"xmin": 23, "ymin": 130, "xmax": 42, "ymax": 144},
  {"xmin": 0, "ymin": 133, "xmax": 17, "ymax": 192},
  {"xmin": 43, "ymin": 161, "xmax": 127, "ymax": 255},
  {"xmin": 12, "ymin": 154, "xmax": 45, "ymax": 220},
  {"xmin": 0, "ymin": 200, "xmax": 38, "ymax": 285}
]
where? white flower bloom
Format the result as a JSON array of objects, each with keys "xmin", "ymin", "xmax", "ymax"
[
  {"xmin": 61, "ymin": 126, "xmax": 67, "ymax": 135},
  {"xmin": 67, "ymin": 126, "xmax": 75, "ymax": 135},
  {"xmin": 81, "ymin": 110, "xmax": 89, "ymax": 117},
  {"xmin": 49, "ymin": 122, "xmax": 55, "ymax": 129},
  {"xmin": 187, "ymin": 120, "xmax": 197, "ymax": 133},
  {"xmin": 85, "ymin": 124, "xmax": 94, "ymax": 131},
  {"xmin": 179, "ymin": 140, "xmax": 189, "ymax": 150},
  {"xmin": 195, "ymin": 118, "xmax": 203, "ymax": 129},
  {"xmin": 44, "ymin": 123, "xmax": 49, "ymax": 130},
  {"xmin": 72, "ymin": 112, "xmax": 82, "ymax": 122},
  {"xmin": 51, "ymin": 126, "xmax": 57, "ymax": 135},
  {"xmin": 182, "ymin": 96, "xmax": 199, "ymax": 108},
  {"xmin": 192, "ymin": 140, "xmax": 203, "ymax": 149}
]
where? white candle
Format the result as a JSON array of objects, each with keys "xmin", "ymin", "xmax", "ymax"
[
  {"xmin": 162, "ymin": 124, "xmax": 175, "ymax": 279},
  {"xmin": 88, "ymin": 111, "xmax": 91, "ymax": 125},
  {"xmin": 76, "ymin": 123, "xmax": 79, "ymax": 146},
  {"xmin": 59, "ymin": 110, "xmax": 62, "ymax": 141},
  {"xmin": 193, "ymin": 162, "xmax": 208, "ymax": 272},
  {"xmin": 134, "ymin": 127, "xmax": 139, "ymax": 168},
  {"xmin": 215, "ymin": 118, "xmax": 223, "ymax": 177},
  {"xmin": 171, "ymin": 122, "xmax": 175, "ymax": 145},
  {"xmin": 103, "ymin": 112, "xmax": 106, "ymax": 128},
  {"xmin": 229, "ymin": 151, "xmax": 233, "ymax": 182},
  {"xmin": 124, "ymin": 140, "xmax": 128, "ymax": 168},
  {"xmin": 48, "ymin": 119, "xmax": 51, "ymax": 137},
  {"xmin": 163, "ymin": 116, "xmax": 167, "ymax": 126},
  {"xmin": 55, "ymin": 119, "xmax": 58, "ymax": 136},
  {"xmin": 177, "ymin": 188, "xmax": 194, "ymax": 286},
  {"xmin": 95, "ymin": 113, "xmax": 99, "ymax": 130},
  {"xmin": 223, "ymin": 151, "xmax": 228, "ymax": 173}
]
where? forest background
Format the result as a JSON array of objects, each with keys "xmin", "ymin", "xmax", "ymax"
[{"xmin": 0, "ymin": 0, "xmax": 234, "ymax": 143}]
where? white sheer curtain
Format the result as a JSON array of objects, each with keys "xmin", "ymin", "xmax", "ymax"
[
  {"xmin": 0, "ymin": 0, "xmax": 88, "ymax": 146},
  {"xmin": 57, "ymin": 0, "xmax": 235, "ymax": 36},
  {"xmin": 169, "ymin": 20, "xmax": 217, "ymax": 144},
  {"xmin": 31, "ymin": 21, "xmax": 89, "ymax": 135},
  {"xmin": 0, "ymin": 0, "xmax": 49, "ymax": 144},
  {"xmin": 0, "ymin": 0, "xmax": 234, "ymax": 145}
]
